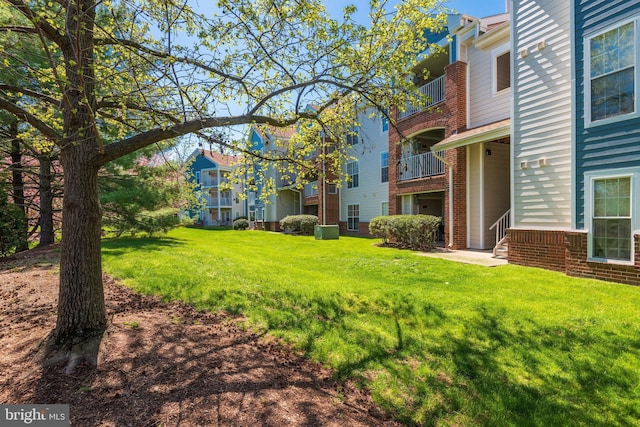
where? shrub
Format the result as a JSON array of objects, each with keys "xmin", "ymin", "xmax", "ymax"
[
  {"xmin": 369, "ymin": 215, "xmax": 441, "ymax": 251},
  {"xmin": 136, "ymin": 208, "xmax": 181, "ymax": 237},
  {"xmin": 369, "ymin": 216, "xmax": 392, "ymax": 244},
  {"xmin": 233, "ymin": 218, "xmax": 249, "ymax": 230},
  {"xmin": 279, "ymin": 214, "xmax": 318, "ymax": 235}
]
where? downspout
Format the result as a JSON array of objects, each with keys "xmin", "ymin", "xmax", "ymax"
[
  {"xmin": 432, "ymin": 150, "xmax": 454, "ymax": 248},
  {"xmin": 321, "ymin": 133, "xmax": 326, "ymax": 225}
]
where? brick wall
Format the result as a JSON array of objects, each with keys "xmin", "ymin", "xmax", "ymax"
[
  {"xmin": 508, "ymin": 229, "xmax": 567, "ymax": 272},
  {"xmin": 339, "ymin": 221, "xmax": 371, "ymax": 236},
  {"xmin": 508, "ymin": 229, "xmax": 640, "ymax": 286},
  {"xmin": 388, "ymin": 61, "xmax": 468, "ymax": 248}
]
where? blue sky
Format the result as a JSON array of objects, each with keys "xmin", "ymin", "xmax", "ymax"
[
  {"xmin": 327, "ymin": 0, "xmax": 508, "ymax": 22},
  {"xmin": 446, "ymin": 0, "xmax": 507, "ymax": 18}
]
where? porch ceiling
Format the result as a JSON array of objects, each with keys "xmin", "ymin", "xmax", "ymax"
[{"xmin": 431, "ymin": 118, "xmax": 510, "ymax": 152}]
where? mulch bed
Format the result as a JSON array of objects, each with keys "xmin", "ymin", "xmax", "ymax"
[{"xmin": 0, "ymin": 246, "xmax": 399, "ymax": 426}]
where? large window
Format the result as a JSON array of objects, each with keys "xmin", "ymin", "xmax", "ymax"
[
  {"xmin": 592, "ymin": 177, "xmax": 632, "ymax": 261},
  {"xmin": 346, "ymin": 161, "xmax": 359, "ymax": 188},
  {"xmin": 587, "ymin": 19, "xmax": 637, "ymax": 124},
  {"xmin": 586, "ymin": 168, "xmax": 639, "ymax": 263},
  {"xmin": 347, "ymin": 204, "xmax": 359, "ymax": 231},
  {"xmin": 381, "ymin": 151, "xmax": 389, "ymax": 183}
]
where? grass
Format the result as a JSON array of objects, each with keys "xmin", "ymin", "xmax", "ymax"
[{"xmin": 101, "ymin": 228, "xmax": 640, "ymax": 426}]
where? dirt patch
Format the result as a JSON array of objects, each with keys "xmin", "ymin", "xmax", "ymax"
[{"xmin": 0, "ymin": 246, "xmax": 399, "ymax": 426}]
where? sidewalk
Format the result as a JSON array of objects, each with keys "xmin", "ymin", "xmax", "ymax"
[{"xmin": 416, "ymin": 249, "xmax": 508, "ymax": 267}]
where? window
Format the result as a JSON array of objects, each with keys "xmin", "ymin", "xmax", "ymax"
[
  {"xmin": 585, "ymin": 168, "xmax": 639, "ymax": 263},
  {"xmin": 381, "ymin": 202, "xmax": 389, "ymax": 216},
  {"xmin": 592, "ymin": 177, "xmax": 632, "ymax": 261},
  {"xmin": 327, "ymin": 183, "xmax": 338, "ymax": 194},
  {"xmin": 347, "ymin": 204, "xmax": 359, "ymax": 231},
  {"xmin": 495, "ymin": 51, "xmax": 511, "ymax": 92},
  {"xmin": 587, "ymin": 20, "xmax": 636, "ymax": 123},
  {"xmin": 381, "ymin": 109, "xmax": 389, "ymax": 132},
  {"xmin": 195, "ymin": 171, "xmax": 201, "ymax": 184},
  {"xmin": 346, "ymin": 161, "xmax": 359, "ymax": 188},
  {"xmin": 381, "ymin": 152, "xmax": 389, "ymax": 183},
  {"xmin": 346, "ymin": 124, "xmax": 359, "ymax": 146}
]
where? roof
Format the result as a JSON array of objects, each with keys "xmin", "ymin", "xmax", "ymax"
[
  {"xmin": 201, "ymin": 150, "xmax": 240, "ymax": 167},
  {"xmin": 431, "ymin": 119, "xmax": 510, "ymax": 151}
]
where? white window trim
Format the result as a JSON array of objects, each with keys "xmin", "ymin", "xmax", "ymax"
[
  {"xmin": 346, "ymin": 161, "xmax": 359, "ymax": 189},
  {"xmin": 584, "ymin": 167, "xmax": 640, "ymax": 265},
  {"xmin": 380, "ymin": 151, "xmax": 389, "ymax": 183},
  {"xmin": 491, "ymin": 42, "xmax": 511, "ymax": 97},
  {"xmin": 381, "ymin": 201, "xmax": 389, "ymax": 216},
  {"xmin": 347, "ymin": 204, "xmax": 359, "ymax": 231},
  {"xmin": 584, "ymin": 16, "xmax": 640, "ymax": 128}
]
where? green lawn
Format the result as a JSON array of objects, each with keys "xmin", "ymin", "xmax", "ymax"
[{"xmin": 102, "ymin": 228, "xmax": 640, "ymax": 426}]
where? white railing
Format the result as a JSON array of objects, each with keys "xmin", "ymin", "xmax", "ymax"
[
  {"xmin": 398, "ymin": 151, "xmax": 446, "ymax": 181},
  {"xmin": 304, "ymin": 181, "xmax": 318, "ymax": 197},
  {"xmin": 201, "ymin": 176, "xmax": 230, "ymax": 187},
  {"xmin": 489, "ymin": 209, "xmax": 511, "ymax": 256},
  {"xmin": 204, "ymin": 195, "xmax": 233, "ymax": 206},
  {"xmin": 201, "ymin": 176, "xmax": 218, "ymax": 186},
  {"xmin": 398, "ymin": 75, "xmax": 446, "ymax": 120}
]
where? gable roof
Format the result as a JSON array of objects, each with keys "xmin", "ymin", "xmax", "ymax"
[{"xmin": 201, "ymin": 150, "xmax": 240, "ymax": 167}]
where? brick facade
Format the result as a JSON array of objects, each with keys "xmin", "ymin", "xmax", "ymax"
[
  {"xmin": 339, "ymin": 221, "xmax": 371, "ymax": 236},
  {"xmin": 389, "ymin": 61, "xmax": 468, "ymax": 249},
  {"xmin": 508, "ymin": 229, "xmax": 640, "ymax": 286}
]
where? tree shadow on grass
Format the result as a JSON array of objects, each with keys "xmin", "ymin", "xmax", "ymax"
[
  {"xmin": 13, "ymin": 283, "xmax": 395, "ymax": 427},
  {"xmin": 101, "ymin": 236, "xmax": 187, "ymax": 257},
  {"xmin": 439, "ymin": 304, "xmax": 640, "ymax": 426}
]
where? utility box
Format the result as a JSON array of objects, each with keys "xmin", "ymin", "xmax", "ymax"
[{"xmin": 314, "ymin": 225, "xmax": 340, "ymax": 240}]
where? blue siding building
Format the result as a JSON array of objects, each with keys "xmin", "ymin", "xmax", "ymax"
[
  {"xmin": 187, "ymin": 149, "xmax": 246, "ymax": 226},
  {"xmin": 574, "ymin": 0, "xmax": 640, "ymax": 266}
]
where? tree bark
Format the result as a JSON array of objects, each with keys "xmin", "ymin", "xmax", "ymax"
[
  {"xmin": 9, "ymin": 121, "xmax": 28, "ymax": 252},
  {"xmin": 53, "ymin": 142, "xmax": 106, "ymax": 365},
  {"xmin": 50, "ymin": 0, "xmax": 106, "ymax": 371},
  {"xmin": 38, "ymin": 154, "xmax": 55, "ymax": 246}
]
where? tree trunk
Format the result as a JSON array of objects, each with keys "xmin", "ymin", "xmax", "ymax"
[
  {"xmin": 50, "ymin": 0, "xmax": 105, "ymax": 372},
  {"xmin": 38, "ymin": 155, "xmax": 55, "ymax": 246},
  {"xmin": 52, "ymin": 142, "xmax": 106, "ymax": 370},
  {"xmin": 9, "ymin": 122, "xmax": 28, "ymax": 252}
]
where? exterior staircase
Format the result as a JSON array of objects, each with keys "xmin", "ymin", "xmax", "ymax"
[
  {"xmin": 489, "ymin": 209, "xmax": 510, "ymax": 259},
  {"xmin": 493, "ymin": 236, "xmax": 508, "ymax": 258}
]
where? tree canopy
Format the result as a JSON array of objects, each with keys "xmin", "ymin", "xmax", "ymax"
[{"xmin": 0, "ymin": 0, "xmax": 448, "ymax": 370}]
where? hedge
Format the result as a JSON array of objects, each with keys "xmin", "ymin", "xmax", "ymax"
[
  {"xmin": 233, "ymin": 218, "xmax": 249, "ymax": 230},
  {"xmin": 279, "ymin": 214, "xmax": 318, "ymax": 235},
  {"xmin": 369, "ymin": 214, "xmax": 441, "ymax": 251}
]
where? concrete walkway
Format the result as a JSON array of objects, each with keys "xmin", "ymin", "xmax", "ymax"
[{"xmin": 416, "ymin": 249, "xmax": 508, "ymax": 267}]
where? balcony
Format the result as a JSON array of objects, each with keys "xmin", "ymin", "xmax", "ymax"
[
  {"xmin": 203, "ymin": 195, "xmax": 233, "ymax": 206},
  {"xmin": 304, "ymin": 181, "xmax": 318, "ymax": 197},
  {"xmin": 398, "ymin": 75, "xmax": 446, "ymax": 120},
  {"xmin": 200, "ymin": 176, "xmax": 229, "ymax": 187},
  {"xmin": 398, "ymin": 151, "xmax": 446, "ymax": 181}
]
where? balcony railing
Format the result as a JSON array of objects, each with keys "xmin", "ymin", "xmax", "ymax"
[
  {"xmin": 304, "ymin": 181, "xmax": 318, "ymax": 197},
  {"xmin": 200, "ymin": 176, "xmax": 229, "ymax": 187},
  {"xmin": 398, "ymin": 151, "xmax": 446, "ymax": 181},
  {"xmin": 203, "ymin": 195, "xmax": 233, "ymax": 206},
  {"xmin": 398, "ymin": 75, "xmax": 446, "ymax": 120}
]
